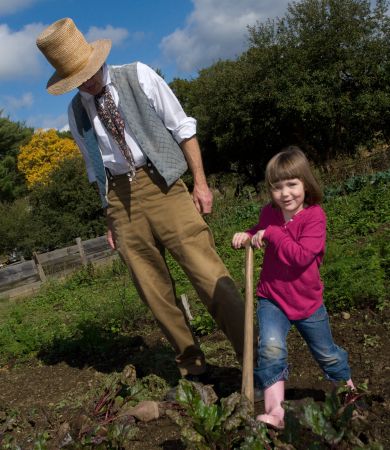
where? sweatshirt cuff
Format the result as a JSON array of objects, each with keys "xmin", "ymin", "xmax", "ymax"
[{"xmin": 245, "ymin": 229, "xmax": 257, "ymax": 237}]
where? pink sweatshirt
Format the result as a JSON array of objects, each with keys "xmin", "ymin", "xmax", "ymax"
[{"xmin": 246, "ymin": 203, "xmax": 326, "ymax": 320}]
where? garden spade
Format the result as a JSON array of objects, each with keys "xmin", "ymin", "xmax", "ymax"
[{"xmin": 241, "ymin": 242, "xmax": 254, "ymax": 407}]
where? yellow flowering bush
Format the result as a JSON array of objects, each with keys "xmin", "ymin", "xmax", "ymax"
[{"xmin": 17, "ymin": 129, "xmax": 80, "ymax": 186}]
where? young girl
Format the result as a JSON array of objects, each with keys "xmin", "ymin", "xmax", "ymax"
[{"xmin": 232, "ymin": 146, "xmax": 354, "ymax": 430}]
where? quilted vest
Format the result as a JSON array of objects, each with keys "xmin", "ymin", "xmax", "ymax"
[{"xmin": 71, "ymin": 63, "xmax": 188, "ymax": 207}]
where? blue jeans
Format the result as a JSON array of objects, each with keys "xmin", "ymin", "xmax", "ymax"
[{"xmin": 254, "ymin": 298, "xmax": 351, "ymax": 389}]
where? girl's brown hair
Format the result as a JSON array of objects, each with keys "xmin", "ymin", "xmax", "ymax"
[{"xmin": 265, "ymin": 146, "xmax": 323, "ymax": 205}]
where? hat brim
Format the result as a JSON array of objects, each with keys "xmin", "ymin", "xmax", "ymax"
[{"xmin": 46, "ymin": 39, "xmax": 112, "ymax": 95}]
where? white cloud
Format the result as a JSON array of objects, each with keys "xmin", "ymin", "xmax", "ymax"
[
  {"xmin": 0, "ymin": 0, "xmax": 39, "ymax": 16},
  {"xmin": 86, "ymin": 25, "xmax": 129, "ymax": 46},
  {"xmin": 131, "ymin": 31, "xmax": 146, "ymax": 42},
  {"xmin": 60, "ymin": 123, "xmax": 70, "ymax": 132},
  {"xmin": 160, "ymin": 0, "xmax": 289, "ymax": 73},
  {"xmin": 0, "ymin": 22, "xmax": 45, "ymax": 80},
  {"xmin": 4, "ymin": 92, "xmax": 34, "ymax": 110},
  {"xmin": 0, "ymin": 22, "xmax": 132, "ymax": 81},
  {"xmin": 40, "ymin": 113, "xmax": 68, "ymax": 130},
  {"xmin": 27, "ymin": 113, "xmax": 68, "ymax": 130}
]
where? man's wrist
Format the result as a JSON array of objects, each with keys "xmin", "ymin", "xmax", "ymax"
[{"xmin": 193, "ymin": 178, "xmax": 209, "ymax": 190}]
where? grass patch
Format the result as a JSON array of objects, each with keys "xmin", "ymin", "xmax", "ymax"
[
  {"xmin": 0, "ymin": 262, "xmax": 150, "ymax": 365},
  {"xmin": 0, "ymin": 172, "xmax": 389, "ymax": 364}
]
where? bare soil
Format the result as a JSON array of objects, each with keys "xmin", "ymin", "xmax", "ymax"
[{"xmin": 0, "ymin": 307, "xmax": 389, "ymax": 449}]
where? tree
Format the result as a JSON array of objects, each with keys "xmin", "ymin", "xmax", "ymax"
[
  {"xmin": 0, "ymin": 114, "xmax": 33, "ymax": 158},
  {"xmin": 17, "ymin": 129, "xmax": 80, "ymax": 187},
  {"xmin": 154, "ymin": 67, "xmax": 165, "ymax": 79},
  {"xmin": 0, "ymin": 115, "xmax": 33, "ymax": 202},
  {"xmin": 0, "ymin": 155, "xmax": 105, "ymax": 256},
  {"xmin": 171, "ymin": 0, "xmax": 390, "ymax": 180},
  {"xmin": 57, "ymin": 130, "xmax": 73, "ymax": 139},
  {"xmin": 0, "ymin": 198, "xmax": 36, "ymax": 257},
  {"xmin": 170, "ymin": 61, "xmax": 255, "ymax": 175},
  {"xmin": 28, "ymin": 157, "xmax": 105, "ymax": 251},
  {"xmin": 245, "ymin": 0, "xmax": 390, "ymax": 160}
]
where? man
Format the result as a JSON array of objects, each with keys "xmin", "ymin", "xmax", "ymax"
[{"xmin": 36, "ymin": 18, "xmax": 246, "ymax": 381}]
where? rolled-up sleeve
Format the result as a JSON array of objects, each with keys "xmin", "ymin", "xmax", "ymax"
[{"xmin": 137, "ymin": 62, "xmax": 196, "ymax": 144}]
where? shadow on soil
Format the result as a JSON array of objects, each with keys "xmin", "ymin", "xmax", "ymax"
[
  {"xmin": 286, "ymin": 387, "xmax": 326, "ymax": 402},
  {"xmin": 162, "ymin": 440, "xmax": 186, "ymax": 450},
  {"xmin": 36, "ymin": 321, "xmax": 247, "ymax": 399},
  {"xmin": 35, "ymin": 321, "xmax": 331, "ymax": 403},
  {"xmin": 36, "ymin": 322, "xmax": 244, "ymax": 397},
  {"xmin": 36, "ymin": 322, "xmax": 180, "ymax": 384}
]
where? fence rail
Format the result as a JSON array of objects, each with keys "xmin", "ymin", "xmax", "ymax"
[{"xmin": 0, "ymin": 236, "xmax": 116, "ymax": 301}]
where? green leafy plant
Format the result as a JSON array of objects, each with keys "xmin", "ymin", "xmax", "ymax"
[
  {"xmin": 0, "ymin": 434, "xmax": 22, "ymax": 450},
  {"xmin": 166, "ymin": 381, "xmax": 385, "ymax": 449},
  {"xmin": 33, "ymin": 432, "xmax": 50, "ymax": 450},
  {"xmin": 191, "ymin": 312, "xmax": 217, "ymax": 336},
  {"xmin": 53, "ymin": 366, "xmax": 163, "ymax": 448},
  {"xmin": 325, "ymin": 170, "xmax": 390, "ymax": 200},
  {"xmin": 90, "ymin": 365, "xmax": 167, "ymax": 425},
  {"xmin": 166, "ymin": 380, "xmax": 267, "ymax": 449},
  {"xmin": 77, "ymin": 422, "xmax": 138, "ymax": 449},
  {"xmin": 283, "ymin": 384, "xmax": 383, "ymax": 449}
]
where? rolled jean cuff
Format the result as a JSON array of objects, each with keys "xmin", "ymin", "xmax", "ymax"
[
  {"xmin": 323, "ymin": 369, "xmax": 351, "ymax": 383},
  {"xmin": 255, "ymin": 366, "xmax": 289, "ymax": 390}
]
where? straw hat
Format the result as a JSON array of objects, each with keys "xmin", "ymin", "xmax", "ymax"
[{"xmin": 36, "ymin": 18, "xmax": 112, "ymax": 95}]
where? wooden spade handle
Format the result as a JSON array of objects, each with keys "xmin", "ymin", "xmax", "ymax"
[{"xmin": 241, "ymin": 243, "xmax": 254, "ymax": 407}]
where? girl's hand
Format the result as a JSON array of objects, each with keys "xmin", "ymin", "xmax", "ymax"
[
  {"xmin": 251, "ymin": 229, "xmax": 266, "ymax": 249},
  {"xmin": 232, "ymin": 232, "xmax": 250, "ymax": 249}
]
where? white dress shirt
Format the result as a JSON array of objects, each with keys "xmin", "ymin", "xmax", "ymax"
[{"xmin": 68, "ymin": 62, "xmax": 197, "ymax": 181}]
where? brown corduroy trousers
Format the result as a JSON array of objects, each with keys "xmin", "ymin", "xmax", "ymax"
[{"xmin": 106, "ymin": 167, "xmax": 245, "ymax": 376}]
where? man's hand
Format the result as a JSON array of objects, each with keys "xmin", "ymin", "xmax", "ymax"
[
  {"xmin": 180, "ymin": 136, "xmax": 213, "ymax": 214},
  {"xmin": 107, "ymin": 227, "xmax": 116, "ymax": 250},
  {"xmin": 192, "ymin": 183, "xmax": 213, "ymax": 214}
]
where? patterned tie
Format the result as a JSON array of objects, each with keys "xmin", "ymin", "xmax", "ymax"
[{"xmin": 95, "ymin": 86, "xmax": 136, "ymax": 178}]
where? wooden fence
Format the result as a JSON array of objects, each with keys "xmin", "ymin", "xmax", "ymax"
[{"xmin": 0, "ymin": 236, "xmax": 116, "ymax": 301}]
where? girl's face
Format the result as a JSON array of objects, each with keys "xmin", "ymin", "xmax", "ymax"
[{"xmin": 270, "ymin": 178, "xmax": 305, "ymax": 221}]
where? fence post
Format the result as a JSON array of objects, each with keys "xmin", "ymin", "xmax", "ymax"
[
  {"xmin": 76, "ymin": 237, "xmax": 88, "ymax": 266},
  {"xmin": 32, "ymin": 252, "xmax": 47, "ymax": 283}
]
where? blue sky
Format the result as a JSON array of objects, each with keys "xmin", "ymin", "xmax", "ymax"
[{"xmin": 0, "ymin": 0, "xmax": 291, "ymax": 130}]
